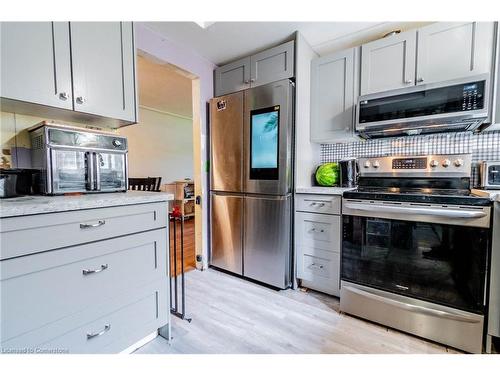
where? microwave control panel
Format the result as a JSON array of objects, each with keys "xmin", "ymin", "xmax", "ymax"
[{"xmin": 462, "ymin": 83, "xmax": 480, "ymax": 111}]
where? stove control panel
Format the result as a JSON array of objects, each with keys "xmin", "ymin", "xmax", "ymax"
[{"xmin": 358, "ymin": 154, "xmax": 472, "ymax": 177}]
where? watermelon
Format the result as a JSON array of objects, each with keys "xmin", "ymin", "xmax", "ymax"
[{"xmin": 315, "ymin": 163, "xmax": 339, "ymax": 186}]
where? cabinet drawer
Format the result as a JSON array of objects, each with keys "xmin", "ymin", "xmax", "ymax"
[
  {"xmin": 297, "ymin": 246, "xmax": 340, "ymax": 296},
  {"xmin": 296, "ymin": 194, "xmax": 341, "ymax": 215},
  {"xmin": 0, "ymin": 202, "xmax": 167, "ymax": 260},
  {"xmin": 1, "ymin": 229, "xmax": 166, "ymax": 343},
  {"xmin": 40, "ymin": 289, "xmax": 160, "ymax": 353},
  {"xmin": 295, "ymin": 212, "xmax": 341, "ymax": 252}
]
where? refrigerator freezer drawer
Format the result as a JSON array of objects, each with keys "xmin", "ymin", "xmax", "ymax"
[
  {"xmin": 243, "ymin": 194, "xmax": 291, "ymax": 289},
  {"xmin": 210, "ymin": 192, "xmax": 243, "ymax": 275}
]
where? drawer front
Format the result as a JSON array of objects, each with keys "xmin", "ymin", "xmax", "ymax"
[
  {"xmin": 0, "ymin": 202, "xmax": 167, "ymax": 260},
  {"xmin": 295, "ymin": 212, "xmax": 341, "ymax": 252},
  {"xmin": 1, "ymin": 229, "xmax": 166, "ymax": 343},
  {"xmin": 41, "ymin": 290, "xmax": 159, "ymax": 353},
  {"xmin": 296, "ymin": 194, "xmax": 341, "ymax": 215},
  {"xmin": 297, "ymin": 246, "xmax": 340, "ymax": 296},
  {"xmin": 1, "ymin": 279, "xmax": 168, "ymax": 353}
]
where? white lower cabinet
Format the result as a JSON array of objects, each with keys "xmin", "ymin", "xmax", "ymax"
[
  {"xmin": 295, "ymin": 194, "xmax": 342, "ymax": 296},
  {"xmin": 0, "ymin": 202, "xmax": 169, "ymax": 354}
]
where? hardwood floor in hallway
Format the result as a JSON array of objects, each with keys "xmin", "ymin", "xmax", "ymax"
[
  {"xmin": 135, "ymin": 268, "xmax": 461, "ymax": 354},
  {"xmin": 169, "ymin": 218, "xmax": 196, "ymax": 276}
]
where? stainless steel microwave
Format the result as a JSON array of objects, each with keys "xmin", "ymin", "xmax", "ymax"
[
  {"xmin": 29, "ymin": 123, "xmax": 128, "ymax": 195},
  {"xmin": 356, "ymin": 74, "xmax": 490, "ymax": 139}
]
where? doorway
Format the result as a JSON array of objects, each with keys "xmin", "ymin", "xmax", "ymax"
[{"xmin": 118, "ymin": 51, "xmax": 203, "ymax": 275}]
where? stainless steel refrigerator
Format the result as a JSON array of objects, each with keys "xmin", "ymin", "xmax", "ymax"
[{"xmin": 209, "ymin": 79, "xmax": 294, "ymax": 289}]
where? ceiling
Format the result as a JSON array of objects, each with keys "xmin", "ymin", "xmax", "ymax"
[
  {"xmin": 142, "ymin": 21, "xmax": 432, "ymax": 65},
  {"xmin": 137, "ymin": 54, "xmax": 193, "ymax": 117}
]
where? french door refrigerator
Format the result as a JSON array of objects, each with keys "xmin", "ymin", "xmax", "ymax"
[{"xmin": 209, "ymin": 79, "xmax": 294, "ymax": 289}]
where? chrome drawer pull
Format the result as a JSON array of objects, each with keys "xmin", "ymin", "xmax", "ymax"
[
  {"xmin": 310, "ymin": 228, "xmax": 325, "ymax": 233},
  {"xmin": 82, "ymin": 264, "xmax": 108, "ymax": 275},
  {"xmin": 80, "ymin": 220, "xmax": 105, "ymax": 229},
  {"xmin": 86, "ymin": 324, "xmax": 111, "ymax": 340},
  {"xmin": 310, "ymin": 202, "xmax": 326, "ymax": 207},
  {"xmin": 310, "ymin": 263, "xmax": 324, "ymax": 269}
]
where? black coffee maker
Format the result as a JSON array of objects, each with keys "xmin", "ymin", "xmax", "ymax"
[{"xmin": 339, "ymin": 158, "xmax": 358, "ymax": 188}]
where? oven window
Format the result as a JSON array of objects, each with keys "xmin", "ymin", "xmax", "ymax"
[
  {"xmin": 250, "ymin": 106, "xmax": 279, "ymax": 180},
  {"xmin": 51, "ymin": 149, "xmax": 88, "ymax": 192},
  {"xmin": 342, "ymin": 215, "xmax": 489, "ymax": 313},
  {"xmin": 96, "ymin": 152, "xmax": 126, "ymax": 191}
]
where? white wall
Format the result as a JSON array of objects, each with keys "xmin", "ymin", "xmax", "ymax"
[
  {"xmin": 294, "ymin": 32, "xmax": 320, "ymax": 188},
  {"xmin": 135, "ymin": 23, "xmax": 216, "ymax": 270},
  {"xmin": 118, "ymin": 107, "xmax": 193, "ymax": 184}
]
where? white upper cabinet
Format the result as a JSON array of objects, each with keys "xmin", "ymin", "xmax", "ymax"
[
  {"xmin": 310, "ymin": 47, "xmax": 357, "ymax": 143},
  {"xmin": 214, "ymin": 57, "xmax": 251, "ymax": 97},
  {"xmin": 360, "ymin": 30, "xmax": 417, "ymax": 96},
  {"xmin": 0, "ymin": 22, "xmax": 137, "ymax": 126},
  {"xmin": 70, "ymin": 22, "xmax": 136, "ymax": 122},
  {"xmin": 0, "ymin": 22, "xmax": 73, "ymax": 110},
  {"xmin": 416, "ymin": 22, "xmax": 495, "ymax": 86},
  {"xmin": 250, "ymin": 40, "xmax": 294, "ymax": 88},
  {"xmin": 214, "ymin": 41, "xmax": 295, "ymax": 96}
]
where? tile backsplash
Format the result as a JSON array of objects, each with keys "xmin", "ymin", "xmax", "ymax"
[{"xmin": 320, "ymin": 131, "xmax": 500, "ymax": 187}]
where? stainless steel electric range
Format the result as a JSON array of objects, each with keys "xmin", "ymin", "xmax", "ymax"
[{"xmin": 340, "ymin": 154, "xmax": 492, "ymax": 353}]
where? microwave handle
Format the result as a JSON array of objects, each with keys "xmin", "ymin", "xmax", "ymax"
[
  {"xmin": 86, "ymin": 151, "xmax": 95, "ymax": 191},
  {"xmin": 94, "ymin": 152, "xmax": 101, "ymax": 191}
]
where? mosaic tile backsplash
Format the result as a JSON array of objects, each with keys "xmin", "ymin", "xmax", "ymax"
[{"xmin": 320, "ymin": 131, "xmax": 500, "ymax": 187}]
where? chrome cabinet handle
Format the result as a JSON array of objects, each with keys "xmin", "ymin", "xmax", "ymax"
[
  {"xmin": 82, "ymin": 264, "xmax": 108, "ymax": 275},
  {"xmin": 310, "ymin": 202, "xmax": 326, "ymax": 207},
  {"xmin": 80, "ymin": 220, "xmax": 105, "ymax": 229},
  {"xmin": 59, "ymin": 92, "xmax": 69, "ymax": 100},
  {"xmin": 86, "ymin": 324, "xmax": 111, "ymax": 340},
  {"xmin": 417, "ymin": 78, "xmax": 424, "ymax": 83},
  {"xmin": 404, "ymin": 79, "xmax": 413, "ymax": 84},
  {"xmin": 309, "ymin": 263, "xmax": 324, "ymax": 270},
  {"xmin": 250, "ymin": 78, "xmax": 255, "ymax": 83},
  {"xmin": 244, "ymin": 80, "xmax": 250, "ymax": 84},
  {"xmin": 310, "ymin": 228, "xmax": 325, "ymax": 233},
  {"xmin": 76, "ymin": 96, "xmax": 85, "ymax": 104}
]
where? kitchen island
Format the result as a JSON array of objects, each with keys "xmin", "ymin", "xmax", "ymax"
[{"xmin": 0, "ymin": 191, "xmax": 173, "ymax": 354}]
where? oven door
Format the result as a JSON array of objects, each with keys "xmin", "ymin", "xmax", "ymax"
[
  {"xmin": 341, "ymin": 199, "xmax": 491, "ymax": 314},
  {"xmin": 49, "ymin": 148, "xmax": 93, "ymax": 194},
  {"xmin": 94, "ymin": 151, "xmax": 127, "ymax": 192}
]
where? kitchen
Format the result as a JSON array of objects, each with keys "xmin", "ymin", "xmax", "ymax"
[{"xmin": 1, "ymin": 2, "xmax": 500, "ymax": 372}]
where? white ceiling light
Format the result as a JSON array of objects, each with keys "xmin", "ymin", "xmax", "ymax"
[{"xmin": 194, "ymin": 21, "xmax": 215, "ymax": 29}]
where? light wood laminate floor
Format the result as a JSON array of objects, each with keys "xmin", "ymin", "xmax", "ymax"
[{"xmin": 135, "ymin": 268, "xmax": 461, "ymax": 354}]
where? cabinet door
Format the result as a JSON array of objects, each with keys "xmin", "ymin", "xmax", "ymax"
[
  {"xmin": 416, "ymin": 22, "xmax": 495, "ymax": 86},
  {"xmin": 70, "ymin": 22, "xmax": 136, "ymax": 122},
  {"xmin": 0, "ymin": 22, "xmax": 72, "ymax": 109},
  {"xmin": 214, "ymin": 57, "xmax": 251, "ymax": 96},
  {"xmin": 250, "ymin": 40, "xmax": 294, "ymax": 87},
  {"xmin": 360, "ymin": 30, "xmax": 416, "ymax": 95},
  {"xmin": 310, "ymin": 48, "xmax": 357, "ymax": 143}
]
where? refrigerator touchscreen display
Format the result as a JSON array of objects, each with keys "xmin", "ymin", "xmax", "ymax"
[{"xmin": 250, "ymin": 106, "xmax": 280, "ymax": 180}]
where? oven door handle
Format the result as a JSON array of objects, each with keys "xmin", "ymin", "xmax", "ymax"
[
  {"xmin": 343, "ymin": 286, "xmax": 482, "ymax": 323},
  {"xmin": 343, "ymin": 202, "xmax": 487, "ymax": 219}
]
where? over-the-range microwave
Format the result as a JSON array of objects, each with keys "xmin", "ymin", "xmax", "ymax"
[{"xmin": 355, "ymin": 74, "xmax": 491, "ymax": 139}]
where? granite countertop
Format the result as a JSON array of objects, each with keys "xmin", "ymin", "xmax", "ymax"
[
  {"xmin": 471, "ymin": 189, "xmax": 500, "ymax": 202},
  {"xmin": 295, "ymin": 186, "xmax": 357, "ymax": 195},
  {"xmin": 0, "ymin": 191, "xmax": 174, "ymax": 218}
]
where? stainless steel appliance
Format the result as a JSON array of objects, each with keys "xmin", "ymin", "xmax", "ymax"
[
  {"xmin": 340, "ymin": 154, "xmax": 492, "ymax": 353},
  {"xmin": 0, "ymin": 169, "xmax": 38, "ymax": 198},
  {"xmin": 209, "ymin": 79, "xmax": 294, "ymax": 289},
  {"xmin": 29, "ymin": 122, "xmax": 128, "ymax": 195},
  {"xmin": 356, "ymin": 74, "xmax": 490, "ymax": 138},
  {"xmin": 479, "ymin": 161, "xmax": 500, "ymax": 189},
  {"xmin": 487, "ymin": 198, "xmax": 500, "ymax": 352},
  {"xmin": 339, "ymin": 158, "xmax": 358, "ymax": 188}
]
